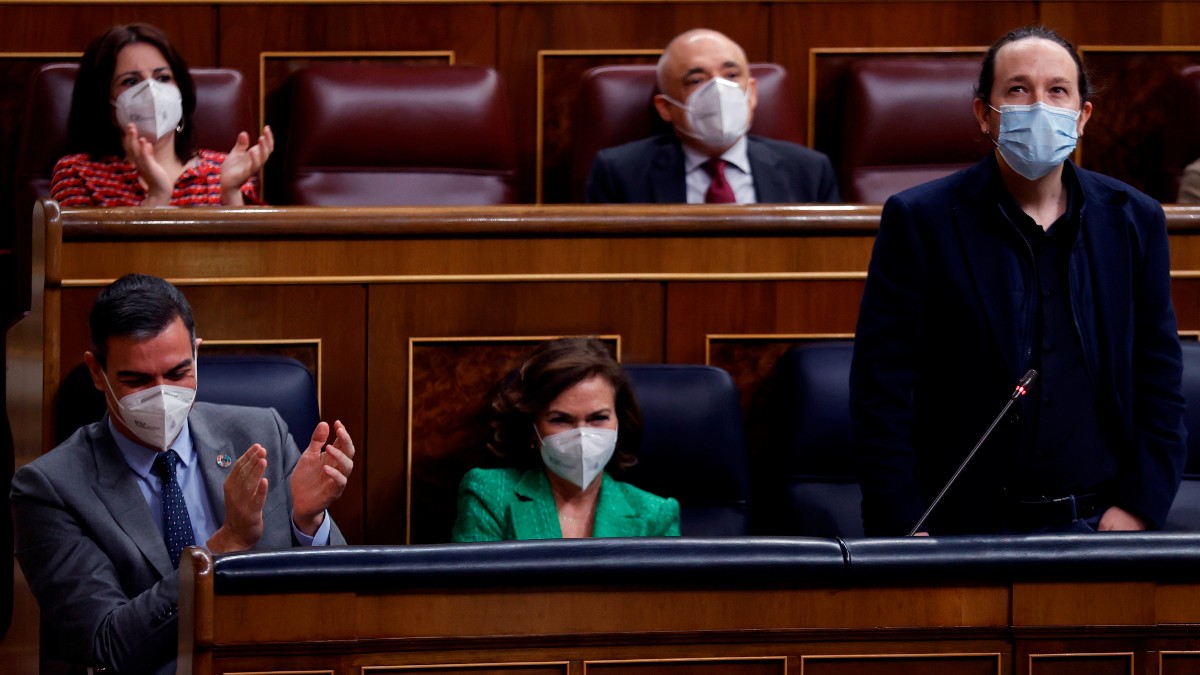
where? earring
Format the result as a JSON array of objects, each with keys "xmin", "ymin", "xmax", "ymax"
[{"xmin": 175, "ymin": 120, "xmax": 185, "ymax": 134}]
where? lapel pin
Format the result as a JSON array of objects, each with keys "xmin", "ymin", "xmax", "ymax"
[{"xmin": 215, "ymin": 453, "xmax": 233, "ymax": 468}]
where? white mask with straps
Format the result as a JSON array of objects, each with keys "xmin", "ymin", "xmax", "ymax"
[
  {"xmin": 662, "ymin": 77, "xmax": 751, "ymax": 149},
  {"xmin": 537, "ymin": 426, "xmax": 618, "ymax": 490},
  {"xmin": 113, "ymin": 78, "xmax": 183, "ymax": 143}
]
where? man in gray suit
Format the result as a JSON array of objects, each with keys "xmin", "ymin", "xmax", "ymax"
[{"xmin": 11, "ymin": 273, "xmax": 355, "ymax": 675}]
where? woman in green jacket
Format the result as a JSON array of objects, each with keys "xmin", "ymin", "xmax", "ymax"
[{"xmin": 452, "ymin": 337, "xmax": 680, "ymax": 541}]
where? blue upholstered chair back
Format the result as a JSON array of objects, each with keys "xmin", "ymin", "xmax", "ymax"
[
  {"xmin": 1165, "ymin": 340, "xmax": 1200, "ymax": 530},
  {"xmin": 194, "ymin": 354, "xmax": 320, "ymax": 450},
  {"xmin": 764, "ymin": 340, "xmax": 863, "ymax": 537},
  {"xmin": 622, "ymin": 364, "xmax": 752, "ymax": 536}
]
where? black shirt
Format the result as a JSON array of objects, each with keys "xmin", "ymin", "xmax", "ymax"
[{"xmin": 996, "ymin": 166, "xmax": 1118, "ymax": 498}]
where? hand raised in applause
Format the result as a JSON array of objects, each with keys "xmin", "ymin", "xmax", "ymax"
[
  {"xmin": 207, "ymin": 444, "xmax": 268, "ymax": 553},
  {"xmin": 121, "ymin": 123, "xmax": 175, "ymax": 207},
  {"xmin": 290, "ymin": 420, "xmax": 355, "ymax": 536},
  {"xmin": 219, "ymin": 125, "xmax": 274, "ymax": 205}
]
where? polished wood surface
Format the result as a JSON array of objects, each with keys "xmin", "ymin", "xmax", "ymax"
[{"xmin": 176, "ymin": 546, "xmax": 1200, "ymax": 675}]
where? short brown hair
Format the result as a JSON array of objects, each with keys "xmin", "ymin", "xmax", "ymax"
[{"xmin": 489, "ymin": 337, "xmax": 642, "ymax": 473}]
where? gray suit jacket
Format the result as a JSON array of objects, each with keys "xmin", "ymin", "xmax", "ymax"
[{"xmin": 10, "ymin": 402, "xmax": 345, "ymax": 675}]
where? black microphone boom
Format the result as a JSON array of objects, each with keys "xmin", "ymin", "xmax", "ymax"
[{"xmin": 907, "ymin": 369, "xmax": 1038, "ymax": 536}]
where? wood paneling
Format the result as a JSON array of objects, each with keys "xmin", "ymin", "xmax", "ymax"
[
  {"xmin": 586, "ymin": 658, "xmax": 785, "ymax": 675},
  {"xmin": 801, "ymin": 653, "xmax": 1002, "ymax": 675}
]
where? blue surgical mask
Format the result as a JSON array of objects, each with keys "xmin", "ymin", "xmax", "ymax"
[{"xmin": 990, "ymin": 102, "xmax": 1081, "ymax": 180}]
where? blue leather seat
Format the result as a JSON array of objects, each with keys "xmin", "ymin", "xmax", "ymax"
[
  {"xmin": 194, "ymin": 354, "xmax": 320, "ymax": 449},
  {"xmin": 762, "ymin": 340, "xmax": 863, "ymax": 537},
  {"xmin": 56, "ymin": 353, "xmax": 319, "ymax": 450},
  {"xmin": 1165, "ymin": 340, "xmax": 1200, "ymax": 530},
  {"xmin": 622, "ymin": 364, "xmax": 752, "ymax": 536}
]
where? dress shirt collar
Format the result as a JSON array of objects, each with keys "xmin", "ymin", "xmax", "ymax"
[
  {"xmin": 108, "ymin": 414, "xmax": 195, "ymax": 479},
  {"xmin": 681, "ymin": 135, "xmax": 751, "ymax": 175}
]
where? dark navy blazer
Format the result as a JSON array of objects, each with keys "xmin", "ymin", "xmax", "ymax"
[
  {"xmin": 585, "ymin": 133, "xmax": 840, "ymax": 204},
  {"xmin": 850, "ymin": 154, "xmax": 1187, "ymax": 535}
]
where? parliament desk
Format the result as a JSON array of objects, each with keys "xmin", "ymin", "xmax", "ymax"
[
  {"xmin": 178, "ymin": 535, "xmax": 1200, "ymax": 675},
  {"xmin": 11, "ymin": 201, "xmax": 1200, "ymax": 545}
]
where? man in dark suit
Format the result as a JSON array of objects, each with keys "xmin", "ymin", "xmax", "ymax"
[
  {"xmin": 586, "ymin": 28, "xmax": 839, "ymax": 205},
  {"xmin": 850, "ymin": 26, "xmax": 1187, "ymax": 536},
  {"xmin": 11, "ymin": 274, "xmax": 355, "ymax": 675}
]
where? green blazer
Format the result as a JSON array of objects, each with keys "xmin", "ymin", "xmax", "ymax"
[{"xmin": 451, "ymin": 467, "xmax": 680, "ymax": 541}]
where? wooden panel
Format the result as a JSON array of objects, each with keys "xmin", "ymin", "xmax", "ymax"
[
  {"xmin": 1012, "ymin": 582, "xmax": 1155, "ymax": 626},
  {"xmin": 1160, "ymin": 651, "xmax": 1200, "ymax": 675},
  {"xmin": 350, "ymin": 586, "xmax": 1009, "ymax": 639},
  {"xmin": 801, "ymin": 653, "xmax": 1001, "ymax": 675},
  {"xmin": 499, "ymin": 2, "xmax": 769, "ymax": 203},
  {"xmin": 371, "ymin": 666, "xmax": 566, "ymax": 675},
  {"xmin": 1157, "ymin": 583, "xmax": 1200, "ymax": 623},
  {"xmin": 665, "ymin": 281, "xmax": 867, "ymax": 364},
  {"xmin": 366, "ymin": 282, "xmax": 663, "ymax": 544},
  {"xmin": 586, "ymin": 657, "xmax": 785, "ymax": 675},
  {"xmin": 1039, "ymin": 2, "xmax": 1200, "ymax": 46},
  {"xmin": 1027, "ymin": 653, "xmax": 1133, "ymax": 675}
]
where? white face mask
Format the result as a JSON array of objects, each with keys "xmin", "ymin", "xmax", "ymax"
[
  {"xmin": 100, "ymin": 367, "xmax": 196, "ymax": 451},
  {"xmin": 538, "ymin": 426, "xmax": 618, "ymax": 490},
  {"xmin": 663, "ymin": 77, "xmax": 751, "ymax": 149},
  {"xmin": 113, "ymin": 78, "xmax": 183, "ymax": 143}
]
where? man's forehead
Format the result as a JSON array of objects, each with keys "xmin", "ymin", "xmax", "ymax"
[
  {"xmin": 670, "ymin": 33, "xmax": 744, "ymax": 70},
  {"xmin": 994, "ymin": 38, "xmax": 1076, "ymax": 78}
]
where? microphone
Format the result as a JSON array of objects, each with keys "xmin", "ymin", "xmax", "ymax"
[{"xmin": 908, "ymin": 369, "xmax": 1038, "ymax": 536}]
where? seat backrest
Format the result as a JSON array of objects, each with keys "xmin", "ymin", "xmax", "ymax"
[
  {"xmin": 194, "ymin": 354, "xmax": 320, "ymax": 448},
  {"xmin": 281, "ymin": 63, "xmax": 518, "ymax": 206},
  {"xmin": 840, "ymin": 58, "xmax": 987, "ymax": 204},
  {"xmin": 621, "ymin": 364, "xmax": 751, "ymax": 536},
  {"xmin": 54, "ymin": 354, "xmax": 319, "ymax": 450},
  {"xmin": 570, "ymin": 63, "xmax": 802, "ymax": 201},
  {"xmin": 1166, "ymin": 340, "xmax": 1200, "ymax": 530},
  {"xmin": 762, "ymin": 340, "xmax": 862, "ymax": 537}
]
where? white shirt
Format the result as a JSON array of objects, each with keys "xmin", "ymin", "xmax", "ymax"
[{"xmin": 682, "ymin": 135, "xmax": 756, "ymax": 204}]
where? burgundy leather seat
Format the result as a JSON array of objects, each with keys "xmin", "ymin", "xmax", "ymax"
[
  {"xmin": 570, "ymin": 63, "xmax": 802, "ymax": 201},
  {"xmin": 281, "ymin": 64, "xmax": 518, "ymax": 206},
  {"xmin": 839, "ymin": 58, "xmax": 988, "ymax": 204}
]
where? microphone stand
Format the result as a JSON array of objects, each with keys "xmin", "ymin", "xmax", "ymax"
[{"xmin": 908, "ymin": 370, "xmax": 1038, "ymax": 536}]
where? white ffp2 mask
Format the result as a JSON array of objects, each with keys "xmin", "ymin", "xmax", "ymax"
[
  {"xmin": 538, "ymin": 426, "xmax": 618, "ymax": 490},
  {"xmin": 663, "ymin": 77, "xmax": 751, "ymax": 149},
  {"xmin": 113, "ymin": 78, "xmax": 183, "ymax": 143},
  {"xmin": 101, "ymin": 369, "xmax": 195, "ymax": 450}
]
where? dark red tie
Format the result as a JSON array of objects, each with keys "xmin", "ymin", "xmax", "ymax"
[{"xmin": 704, "ymin": 159, "xmax": 736, "ymax": 204}]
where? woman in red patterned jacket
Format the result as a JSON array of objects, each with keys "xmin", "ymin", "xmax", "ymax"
[{"xmin": 51, "ymin": 23, "xmax": 271, "ymax": 207}]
